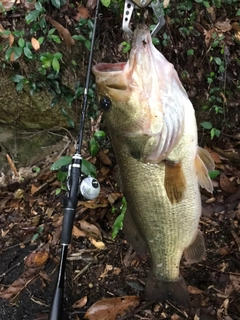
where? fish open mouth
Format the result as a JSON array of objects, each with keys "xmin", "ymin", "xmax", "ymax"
[{"xmin": 92, "ymin": 62, "xmax": 126, "ymax": 73}]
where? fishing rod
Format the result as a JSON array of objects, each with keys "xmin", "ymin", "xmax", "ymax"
[{"xmin": 48, "ymin": 1, "xmax": 101, "ymax": 319}]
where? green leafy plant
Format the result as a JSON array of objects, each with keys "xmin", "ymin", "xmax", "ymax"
[
  {"xmin": 200, "ymin": 121, "xmax": 220, "ymax": 140},
  {"xmin": 112, "ymin": 197, "xmax": 127, "ymax": 239},
  {"xmin": 89, "ymin": 131, "xmax": 107, "ymax": 157},
  {"xmin": 50, "ymin": 156, "xmax": 97, "ymax": 194}
]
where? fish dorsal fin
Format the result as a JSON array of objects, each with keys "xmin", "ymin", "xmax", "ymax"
[
  {"xmin": 198, "ymin": 147, "xmax": 215, "ymax": 171},
  {"xmin": 195, "ymin": 147, "xmax": 214, "ymax": 193},
  {"xmin": 164, "ymin": 160, "xmax": 186, "ymax": 204}
]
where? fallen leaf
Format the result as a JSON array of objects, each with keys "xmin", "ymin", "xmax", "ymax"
[
  {"xmin": 78, "ymin": 220, "xmax": 102, "ymax": 239},
  {"xmin": 72, "ymin": 225, "xmax": 86, "ymax": 238},
  {"xmin": 1, "ymin": 0, "xmax": 15, "ymax": 11},
  {"xmin": 31, "ymin": 37, "xmax": 40, "ymax": 50},
  {"xmin": 72, "ymin": 296, "xmax": 88, "ymax": 309},
  {"xmin": 220, "ymin": 174, "xmax": 237, "ymax": 193},
  {"xmin": 25, "ymin": 247, "xmax": 49, "ymax": 267},
  {"xmin": 0, "ymin": 24, "xmax": 9, "ymax": 39},
  {"xmin": 89, "ymin": 237, "xmax": 106, "ymax": 250},
  {"xmin": 204, "ymin": 28, "xmax": 215, "ymax": 47},
  {"xmin": 204, "ymin": 147, "xmax": 222, "ymax": 164},
  {"xmin": 74, "ymin": 6, "xmax": 89, "ymax": 21},
  {"xmin": 84, "ymin": 296, "xmax": 140, "ymax": 320},
  {"xmin": 188, "ymin": 285, "xmax": 203, "ymax": 294},
  {"xmin": 47, "ymin": 17, "xmax": 75, "ymax": 46},
  {"xmin": 98, "ymin": 150, "xmax": 112, "ymax": 166},
  {"xmin": 214, "ymin": 19, "xmax": 232, "ymax": 32}
]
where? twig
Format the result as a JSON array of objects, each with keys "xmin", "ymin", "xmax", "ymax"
[
  {"xmin": 6, "ymin": 153, "xmax": 18, "ymax": 176},
  {"xmin": 0, "ymin": 261, "xmax": 22, "ymax": 280},
  {"xmin": 165, "ymin": 300, "xmax": 188, "ymax": 318}
]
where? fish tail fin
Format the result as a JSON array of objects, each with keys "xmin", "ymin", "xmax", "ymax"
[{"xmin": 144, "ymin": 272, "xmax": 190, "ymax": 306}]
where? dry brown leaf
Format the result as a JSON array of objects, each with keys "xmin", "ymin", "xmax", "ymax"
[
  {"xmin": 98, "ymin": 150, "xmax": 112, "ymax": 165},
  {"xmin": 6, "ymin": 153, "xmax": 18, "ymax": 175},
  {"xmin": 204, "ymin": 147, "xmax": 222, "ymax": 164},
  {"xmin": 100, "ymin": 166, "xmax": 110, "ymax": 176},
  {"xmin": 219, "ymin": 246, "xmax": 231, "ymax": 255},
  {"xmin": 232, "ymin": 22, "xmax": 240, "ymax": 41},
  {"xmin": 89, "ymin": 237, "xmax": 106, "ymax": 250},
  {"xmin": 0, "ymin": 246, "xmax": 49, "ymax": 300},
  {"xmin": 25, "ymin": 247, "xmax": 49, "ymax": 267},
  {"xmin": 74, "ymin": 6, "xmax": 89, "ymax": 21},
  {"xmin": 20, "ymin": 0, "xmax": 36, "ymax": 10},
  {"xmin": 188, "ymin": 285, "xmax": 203, "ymax": 294},
  {"xmin": 1, "ymin": 0, "xmax": 15, "ymax": 11},
  {"xmin": 204, "ymin": 28, "xmax": 215, "ymax": 47},
  {"xmin": 171, "ymin": 315, "xmax": 181, "ymax": 320},
  {"xmin": 72, "ymin": 225, "xmax": 86, "ymax": 238},
  {"xmin": 214, "ymin": 19, "xmax": 232, "ymax": 32},
  {"xmin": 78, "ymin": 220, "xmax": 102, "ymax": 239},
  {"xmin": 31, "ymin": 37, "xmax": 40, "ymax": 50},
  {"xmin": 80, "ymin": 199, "xmax": 109, "ymax": 209},
  {"xmin": 84, "ymin": 296, "xmax": 140, "ymax": 320},
  {"xmin": 220, "ymin": 174, "xmax": 237, "ymax": 193},
  {"xmin": 206, "ymin": 6, "xmax": 216, "ymax": 22},
  {"xmin": 47, "ymin": 17, "xmax": 75, "ymax": 46},
  {"xmin": 72, "ymin": 296, "xmax": 88, "ymax": 309},
  {"xmin": 0, "ymin": 24, "xmax": 9, "ymax": 39}
]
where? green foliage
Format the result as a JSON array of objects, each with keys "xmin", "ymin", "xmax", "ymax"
[
  {"xmin": 112, "ymin": 197, "xmax": 127, "ymax": 239},
  {"xmin": 50, "ymin": 155, "xmax": 97, "ymax": 194},
  {"xmin": 89, "ymin": 131, "xmax": 107, "ymax": 157},
  {"xmin": 209, "ymin": 170, "xmax": 221, "ymax": 179},
  {"xmin": 200, "ymin": 122, "xmax": 220, "ymax": 139}
]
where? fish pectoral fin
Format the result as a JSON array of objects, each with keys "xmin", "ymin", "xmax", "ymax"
[
  {"xmin": 198, "ymin": 146, "xmax": 215, "ymax": 171},
  {"xmin": 195, "ymin": 152, "xmax": 213, "ymax": 193},
  {"xmin": 164, "ymin": 160, "xmax": 186, "ymax": 204},
  {"xmin": 184, "ymin": 230, "xmax": 206, "ymax": 264}
]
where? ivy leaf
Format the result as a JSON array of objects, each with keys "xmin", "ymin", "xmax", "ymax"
[
  {"xmin": 72, "ymin": 35, "xmax": 86, "ymax": 41},
  {"xmin": 209, "ymin": 170, "xmax": 221, "ymax": 179},
  {"xmin": 84, "ymin": 40, "xmax": 91, "ymax": 51},
  {"xmin": 18, "ymin": 38, "xmax": 25, "ymax": 48},
  {"xmin": 214, "ymin": 57, "xmax": 222, "ymax": 65},
  {"xmin": 50, "ymin": 156, "xmax": 72, "ymax": 171},
  {"xmin": 100, "ymin": 0, "xmax": 111, "ymax": 7},
  {"xmin": 25, "ymin": 10, "xmax": 41, "ymax": 24},
  {"xmin": 11, "ymin": 74, "xmax": 25, "ymax": 82},
  {"xmin": 200, "ymin": 122, "xmax": 213, "ymax": 130},
  {"xmin": 82, "ymin": 159, "xmax": 96, "ymax": 177},
  {"xmin": 52, "ymin": 57, "xmax": 60, "ymax": 72},
  {"xmin": 94, "ymin": 131, "xmax": 106, "ymax": 138},
  {"xmin": 24, "ymin": 47, "xmax": 33, "ymax": 59},
  {"xmin": 90, "ymin": 137, "xmax": 99, "ymax": 157},
  {"xmin": 12, "ymin": 46, "xmax": 23, "ymax": 60},
  {"xmin": 51, "ymin": 35, "xmax": 61, "ymax": 44}
]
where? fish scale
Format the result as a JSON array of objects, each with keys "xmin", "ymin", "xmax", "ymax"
[{"xmin": 112, "ymin": 133, "xmax": 201, "ymax": 281}]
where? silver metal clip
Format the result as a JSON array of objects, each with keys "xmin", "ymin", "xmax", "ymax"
[
  {"xmin": 150, "ymin": 0, "xmax": 165, "ymax": 37},
  {"xmin": 122, "ymin": 0, "xmax": 165, "ymax": 36}
]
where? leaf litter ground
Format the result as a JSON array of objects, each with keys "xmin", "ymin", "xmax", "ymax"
[{"xmin": 1, "ymin": 131, "xmax": 240, "ymax": 320}]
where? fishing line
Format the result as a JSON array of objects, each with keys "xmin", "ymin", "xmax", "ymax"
[{"xmin": 48, "ymin": 0, "xmax": 101, "ymax": 319}]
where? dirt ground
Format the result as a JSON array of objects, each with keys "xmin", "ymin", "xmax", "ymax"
[{"xmin": 1, "ymin": 130, "xmax": 240, "ymax": 320}]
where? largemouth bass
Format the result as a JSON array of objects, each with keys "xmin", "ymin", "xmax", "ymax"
[{"xmin": 92, "ymin": 25, "xmax": 214, "ymax": 305}]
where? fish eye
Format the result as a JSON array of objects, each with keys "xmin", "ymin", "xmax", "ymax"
[{"xmin": 100, "ymin": 96, "xmax": 112, "ymax": 111}]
